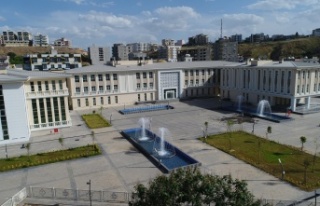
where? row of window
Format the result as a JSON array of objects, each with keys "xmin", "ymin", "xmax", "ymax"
[
  {"xmin": 0, "ymin": 85, "xmax": 9, "ymax": 140},
  {"xmin": 185, "ymin": 79, "xmax": 213, "ymax": 86},
  {"xmin": 75, "ymin": 74, "xmax": 118, "ymax": 82},
  {"xmin": 137, "ymin": 83, "xmax": 153, "ymax": 89},
  {"xmin": 297, "ymin": 70, "xmax": 320, "ymax": 79},
  {"xmin": 77, "ymin": 96, "xmax": 118, "ymax": 107},
  {"xmin": 185, "ymin": 69, "xmax": 213, "ymax": 76},
  {"xmin": 297, "ymin": 83, "xmax": 320, "ymax": 94},
  {"xmin": 75, "ymin": 85, "xmax": 118, "ymax": 93},
  {"xmin": 136, "ymin": 72, "xmax": 153, "ymax": 79},
  {"xmin": 30, "ymin": 80, "xmax": 63, "ymax": 92}
]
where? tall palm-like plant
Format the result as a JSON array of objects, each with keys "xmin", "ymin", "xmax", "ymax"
[{"xmin": 300, "ymin": 136, "xmax": 307, "ymax": 151}]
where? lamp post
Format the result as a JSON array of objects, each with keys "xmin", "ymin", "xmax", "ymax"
[
  {"xmin": 252, "ymin": 119, "xmax": 258, "ymax": 134},
  {"xmin": 5, "ymin": 144, "xmax": 8, "ymax": 159},
  {"xmin": 278, "ymin": 158, "xmax": 285, "ymax": 180},
  {"xmin": 110, "ymin": 113, "xmax": 113, "ymax": 125},
  {"xmin": 87, "ymin": 180, "xmax": 92, "ymax": 206}
]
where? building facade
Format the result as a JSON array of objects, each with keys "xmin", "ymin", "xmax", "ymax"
[
  {"xmin": 23, "ymin": 48, "xmax": 82, "ymax": 71},
  {"xmin": 88, "ymin": 46, "xmax": 111, "ymax": 65},
  {"xmin": 54, "ymin": 37, "xmax": 72, "ymax": 47},
  {"xmin": 2, "ymin": 30, "xmax": 32, "ymax": 47}
]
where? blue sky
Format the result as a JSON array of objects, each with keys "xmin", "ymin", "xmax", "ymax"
[{"xmin": 0, "ymin": 0, "xmax": 319, "ymax": 48}]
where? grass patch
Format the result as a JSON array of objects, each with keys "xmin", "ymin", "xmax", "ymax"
[
  {"xmin": 200, "ymin": 131, "xmax": 320, "ymax": 191},
  {"xmin": 0, "ymin": 144, "xmax": 101, "ymax": 172},
  {"xmin": 82, "ymin": 113, "xmax": 111, "ymax": 129}
]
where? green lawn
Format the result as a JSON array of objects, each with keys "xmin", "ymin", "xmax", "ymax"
[
  {"xmin": 82, "ymin": 113, "xmax": 111, "ymax": 128},
  {"xmin": 0, "ymin": 144, "xmax": 101, "ymax": 172},
  {"xmin": 200, "ymin": 131, "xmax": 320, "ymax": 191}
]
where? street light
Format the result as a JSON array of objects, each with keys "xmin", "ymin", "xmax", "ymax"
[
  {"xmin": 110, "ymin": 113, "xmax": 113, "ymax": 125},
  {"xmin": 87, "ymin": 180, "xmax": 92, "ymax": 206},
  {"xmin": 252, "ymin": 119, "xmax": 258, "ymax": 134},
  {"xmin": 278, "ymin": 158, "xmax": 285, "ymax": 180}
]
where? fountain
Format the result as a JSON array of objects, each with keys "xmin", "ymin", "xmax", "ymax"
[
  {"xmin": 137, "ymin": 117, "xmax": 151, "ymax": 141},
  {"xmin": 122, "ymin": 122, "xmax": 201, "ymax": 173},
  {"xmin": 237, "ymin": 95, "xmax": 244, "ymax": 111},
  {"xmin": 257, "ymin": 100, "xmax": 272, "ymax": 116},
  {"xmin": 153, "ymin": 128, "xmax": 175, "ymax": 158}
]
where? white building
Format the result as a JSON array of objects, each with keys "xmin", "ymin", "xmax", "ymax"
[
  {"xmin": 88, "ymin": 45, "xmax": 111, "ymax": 65},
  {"xmin": 54, "ymin": 37, "xmax": 71, "ymax": 47}
]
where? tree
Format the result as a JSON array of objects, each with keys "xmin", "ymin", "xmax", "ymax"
[
  {"xmin": 266, "ymin": 126, "xmax": 272, "ymax": 139},
  {"xmin": 300, "ymin": 136, "xmax": 307, "ymax": 151},
  {"xmin": 129, "ymin": 167, "xmax": 261, "ymax": 206}
]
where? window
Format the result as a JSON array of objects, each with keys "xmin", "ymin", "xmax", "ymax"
[
  {"xmin": 185, "ymin": 80, "xmax": 188, "ymax": 86},
  {"xmin": 143, "ymin": 72, "xmax": 147, "ymax": 78},
  {"xmin": 108, "ymin": 96, "xmax": 111, "ymax": 104},
  {"xmin": 85, "ymin": 98, "xmax": 89, "ymax": 106},
  {"xmin": 99, "ymin": 86, "xmax": 103, "ymax": 92},
  {"xmin": 136, "ymin": 73, "xmax": 140, "ymax": 79},
  {"xmin": 100, "ymin": 97, "xmax": 104, "ymax": 104},
  {"xmin": 59, "ymin": 80, "xmax": 63, "ymax": 90},
  {"xmin": 76, "ymin": 87, "xmax": 80, "ymax": 93},
  {"xmin": 106, "ymin": 85, "xmax": 111, "ymax": 91},
  {"xmin": 106, "ymin": 74, "xmax": 110, "ymax": 80},
  {"xmin": 202, "ymin": 70, "xmax": 205, "ymax": 75},
  {"xmin": 60, "ymin": 97, "xmax": 66, "ymax": 121},
  {"xmin": 144, "ymin": 93, "xmax": 147, "ymax": 101},
  {"xmin": 32, "ymin": 99, "xmax": 38, "ymax": 124},
  {"xmin": 190, "ymin": 80, "xmax": 194, "ymax": 85},
  {"xmin": 196, "ymin": 80, "xmax": 199, "ymax": 85},
  {"xmin": 113, "ymin": 74, "xmax": 118, "ymax": 80},
  {"xmin": 91, "ymin": 86, "xmax": 96, "ymax": 92},
  {"xmin": 190, "ymin": 70, "xmax": 194, "ymax": 76},
  {"xmin": 149, "ymin": 72, "xmax": 153, "ymax": 78},
  {"xmin": 53, "ymin": 97, "xmax": 60, "ymax": 122},
  {"xmin": 84, "ymin": 87, "xmax": 88, "ymax": 93},
  {"xmin": 58, "ymin": 64, "xmax": 62, "ymax": 68},
  {"xmin": 83, "ymin": 75, "xmax": 87, "ymax": 82},
  {"xmin": 115, "ymin": 96, "xmax": 118, "ymax": 103},
  {"xmin": 297, "ymin": 85, "xmax": 300, "ymax": 93},
  {"xmin": 143, "ymin": 83, "xmax": 147, "ymax": 88},
  {"xmin": 37, "ymin": 81, "xmax": 42, "ymax": 91},
  {"xmin": 185, "ymin": 71, "xmax": 188, "ymax": 76},
  {"xmin": 149, "ymin": 83, "xmax": 153, "ymax": 88},
  {"xmin": 114, "ymin": 85, "xmax": 118, "ymax": 91},
  {"xmin": 150, "ymin": 93, "xmax": 153, "ymax": 100},
  {"xmin": 91, "ymin": 75, "xmax": 95, "ymax": 81},
  {"xmin": 52, "ymin": 80, "xmax": 56, "ymax": 90},
  {"xmin": 93, "ymin": 98, "xmax": 96, "ymax": 106},
  {"xmin": 196, "ymin": 70, "xmax": 199, "ymax": 76},
  {"xmin": 137, "ymin": 83, "xmax": 141, "ymax": 89},
  {"xmin": 207, "ymin": 69, "xmax": 211, "ymax": 75},
  {"xmin": 75, "ymin": 75, "xmax": 79, "ymax": 82},
  {"xmin": 98, "ymin": 74, "xmax": 103, "ymax": 81},
  {"xmin": 138, "ymin": 94, "xmax": 140, "ymax": 101},
  {"xmin": 30, "ymin": 82, "xmax": 35, "ymax": 92},
  {"xmin": 77, "ymin": 99, "xmax": 81, "ymax": 107}
]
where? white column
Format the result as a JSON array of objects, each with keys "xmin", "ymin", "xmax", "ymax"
[
  {"xmin": 291, "ymin": 97, "xmax": 296, "ymax": 111},
  {"xmin": 306, "ymin": 96, "xmax": 311, "ymax": 109}
]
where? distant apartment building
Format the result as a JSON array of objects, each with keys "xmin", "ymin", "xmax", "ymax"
[
  {"xmin": 188, "ymin": 34, "xmax": 209, "ymax": 46},
  {"xmin": 312, "ymin": 28, "xmax": 320, "ymax": 37},
  {"xmin": 179, "ymin": 45, "xmax": 212, "ymax": 61},
  {"xmin": 162, "ymin": 39, "xmax": 175, "ymax": 46},
  {"xmin": 2, "ymin": 30, "xmax": 32, "ymax": 47},
  {"xmin": 112, "ymin": 44, "xmax": 129, "ymax": 61},
  {"xmin": 33, "ymin": 34, "xmax": 49, "ymax": 47},
  {"xmin": 0, "ymin": 56, "xmax": 10, "ymax": 69},
  {"xmin": 175, "ymin": 40, "xmax": 185, "ymax": 46},
  {"xmin": 213, "ymin": 39, "xmax": 238, "ymax": 62},
  {"xmin": 167, "ymin": 45, "xmax": 181, "ymax": 62},
  {"xmin": 23, "ymin": 48, "xmax": 82, "ymax": 71},
  {"xmin": 0, "ymin": 35, "xmax": 3, "ymax": 45},
  {"xmin": 127, "ymin": 42, "xmax": 151, "ymax": 52},
  {"xmin": 248, "ymin": 33, "xmax": 267, "ymax": 43},
  {"xmin": 54, "ymin": 37, "xmax": 72, "ymax": 47},
  {"xmin": 230, "ymin": 34, "xmax": 242, "ymax": 43},
  {"xmin": 88, "ymin": 45, "xmax": 111, "ymax": 65}
]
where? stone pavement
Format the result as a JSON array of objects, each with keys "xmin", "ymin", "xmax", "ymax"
[{"xmin": 1, "ymin": 98, "xmax": 320, "ymax": 205}]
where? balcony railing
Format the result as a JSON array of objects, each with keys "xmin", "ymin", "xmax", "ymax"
[
  {"xmin": 30, "ymin": 120, "xmax": 71, "ymax": 131},
  {"xmin": 26, "ymin": 89, "xmax": 69, "ymax": 98},
  {"xmin": 73, "ymin": 90, "xmax": 120, "ymax": 96},
  {"xmin": 136, "ymin": 87, "xmax": 154, "ymax": 91}
]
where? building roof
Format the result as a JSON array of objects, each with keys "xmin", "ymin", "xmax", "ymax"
[
  {"xmin": 7, "ymin": 69, "xmax": 71, "ymax": 80},
  {"xmin": 0, "ymin": 72, "xmax": 27, "ymax": 82},
  {"xmin": 65, "ymin": 61, "xmax": 241, "ymax": 74}
]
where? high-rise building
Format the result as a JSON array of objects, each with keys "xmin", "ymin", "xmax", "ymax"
[
  {"xmin": 312, "ymin": 28, "xmax": 320, "ymax": 36},
  {"xmin": 213, "ymin": 39, "xmax": 238, "ymax": 62},
  {"xmin": 230, "ymin": 34, "xmax": 242, "ymax": 43},
  {"xmin": 88, "ymin": 45, "xmax": 111, "ymax": 65},
  {"xmin": 2, "ymin": 30, "xmax": 31, "ymax": 46},
  {"xmin": 127, "ymin": 42, "xmax": 151, "ymax": 52},
  {"xmin": 188, "ymin": 34, "xmax": 209, "ymax": 45},
  {"xmin": 162, "ymin": 39, "xmax": 175, "ymax": 47},
  {"xmin": 33, "ymin": 34, "xmax": 49, "ymax": 47},
  {"xmin": 112, "ymin": 44, "xmax": 129, "ymax": 61}
]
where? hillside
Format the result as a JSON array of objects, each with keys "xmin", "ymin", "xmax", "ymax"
[
  {"xmin": 0, "ymin": 46, "xmax": 85, "ymax": 56},
  {"xmin": 238, "ymin": 37, "xmax": 320, "ymax": 60}
]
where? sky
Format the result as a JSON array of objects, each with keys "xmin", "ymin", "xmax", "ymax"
[{"xmin": 0, "ymin": 0, "xmax": 320, "ymax": 49}]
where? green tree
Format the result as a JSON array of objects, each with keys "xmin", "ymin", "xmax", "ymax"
[
  {"xmin": 129, "ymin": 168, "xmax": 260, "ymax": 206},
  {"xmin": 300, "ymin": 136, "xmax": 307, "ymax": 151}
]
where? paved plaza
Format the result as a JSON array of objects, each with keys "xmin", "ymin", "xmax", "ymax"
[{"xmin": 1, "ymin": 98, "xmax": 320, "ymax": 205}]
